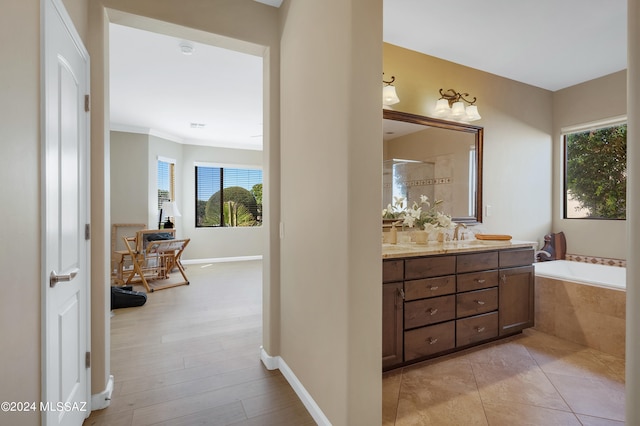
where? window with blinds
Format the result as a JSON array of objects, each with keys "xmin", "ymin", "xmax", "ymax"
[
  {"xmin": 158, "ymin": 159, "xmax": 176, "ymax": 209},
  {"xmin": 195, "ymin": 166, "xmax": 263, "ymax": 227}
]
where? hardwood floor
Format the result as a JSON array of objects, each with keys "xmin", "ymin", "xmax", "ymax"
[{"xmin": 84, "ymin": 260, "xmax": 315, "ymax": 426}]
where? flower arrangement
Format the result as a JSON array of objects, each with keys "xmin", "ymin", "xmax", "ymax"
[{"xmin": 382, "ymin": 195, "xmax": 455, "ymax": 232}]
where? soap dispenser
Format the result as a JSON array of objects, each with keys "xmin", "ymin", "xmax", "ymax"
[{"xmin": 389, "ymin": 222, "xmax": 398, "ymax": 244}]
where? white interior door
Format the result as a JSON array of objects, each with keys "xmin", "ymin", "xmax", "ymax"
[{"xmin": 42, "ymin": 0, "xmax": 90, "ymax": 424}]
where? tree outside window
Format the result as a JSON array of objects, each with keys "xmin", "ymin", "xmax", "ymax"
[
  {"xmin": 564, "ymin": 123, "xmax": 626, "ymax": 219},
  {"xmin": 196, "ymin": 166, "xmax": 263, "ymax": 227}
]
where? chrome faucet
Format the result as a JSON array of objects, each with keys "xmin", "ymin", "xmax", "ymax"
[{"xmin": 453, "ymin": 223, "xmax": 467, "ymax": 241}]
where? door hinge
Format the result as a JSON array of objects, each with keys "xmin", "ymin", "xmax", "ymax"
[
  {"xmin": 85, "ymin": 351, "xmax": 91, "ymax": 368},
  {"xmin": 85, "ymin": 224, "xmax": 91, "ymax": 240},
  {"xmin": 84, "ymin": 94, "xmax": 90, "ymax": 112}
]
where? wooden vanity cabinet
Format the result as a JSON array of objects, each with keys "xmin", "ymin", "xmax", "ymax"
[
  {"xmin": 382, "ymin": 260, "xmax": 404, "ymax": 369},
  {"xmin": 498, "ymin": 249, "xmax": 535, "ymax": 336},
  {"xmin": 454, "ymin": 252, "xmax": 500, "ymax": 348},
  {"xmin": 382, "ymin": 247, "xmax": 535, "ymax": 370}
]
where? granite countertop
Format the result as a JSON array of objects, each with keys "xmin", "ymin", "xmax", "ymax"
[{"xmin": 382, "ymin": 239, "xmax": 537, "ymax": 259}]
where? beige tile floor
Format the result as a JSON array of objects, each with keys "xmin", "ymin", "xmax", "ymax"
[{"xmin": 383, "ymin": 329, "xmax": 625, "ymax": 425}]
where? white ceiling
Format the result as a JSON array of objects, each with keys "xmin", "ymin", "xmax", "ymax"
[
  {"xmin": 109, "ymin": 24, "xmax": 264, "ymax": 150},
  {"xmin": 384, "ymin": 0, "xmax": 627, "ymax": 92},
  {"xmin": 109, "ymin": 1, "xmax": 627, "ymax": 150}
]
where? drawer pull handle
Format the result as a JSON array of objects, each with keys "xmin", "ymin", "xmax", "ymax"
[
  {"xmin": 427, "ymin": 337, "xmax": 438, "ymax": 345},
  {"xmin": 427, "ymin": 308, "xmax": 438, "ymax": 315},
  {"xmin": 476, "ymin": 279, "xmax": 486, "ymax": 284},
  {"xmin": 429, "ymin": 286, "xmax": 439, "ymax": 291},
  {"xmin": 475, "ymin": 300, "xmax": 485, "ymax": 305},
  {"xmin": 476, "ymin": 327, "xmax": 486, "ymax": 333}
]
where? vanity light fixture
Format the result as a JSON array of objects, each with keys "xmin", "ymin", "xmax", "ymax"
[
  {"xmin": 434, "ymin": 88, "xmax": 481, "ymax": 122},
  {"xmin": 383, "ymin": 74, "xmax": 400, "ymax": 108}
]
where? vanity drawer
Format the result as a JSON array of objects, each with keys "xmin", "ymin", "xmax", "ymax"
[
  {"xmin": 499, "ymin": 249, "xmax": 534, "ymax": 268},
  {"xmin": 456, "ymin": 312, "xmax": 498, "ymax": 347},
  {"xmin": 457, "ymin": 270, "xmax": 499, "ymax": 292},
  {"xmin": 383, "ymin": 259, "xmax": 404, "ymax": 283},
  {"xmin": 405, "ymin": 295, "xmax": 455, "ymax": 329},
  {"xmin": 404, "ymin": 275, "xmax": 456, "ymax": 301},
  {"xmin": 456, "ymin": 288, "xmax": 498, "ymax": 318},
  {"xmin": 404, "ymin": 321, "xmax": 455, "ymax": 361},
  {"xmin": 405, "ymin": 256, "xmax": 456, "ymax": 280},
  {"xmin": 457, "ymin": 251, "xmax": 499, "ymax": 273}
]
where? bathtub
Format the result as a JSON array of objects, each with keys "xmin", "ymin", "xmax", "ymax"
[
  {"xmin": 534, "ymin": 260, "xmax": 625, "ymax": 291},
  {"xmin": 533, "ymin": 260, "xmax": 626, "ymax": 358}
]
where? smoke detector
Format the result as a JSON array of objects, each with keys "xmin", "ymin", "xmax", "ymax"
[{"xmin": 179, "ymin": 41, "xmax": 195, "ymax": 55}]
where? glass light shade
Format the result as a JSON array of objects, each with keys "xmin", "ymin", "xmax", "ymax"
[
  {"xmin": 465, "ymin": 105, "xmax": 481, "ymax": 121},
  {"xmin": 382, "ymin": 85, "xmax": 400, "ymax": 106},
  {"xmin": 434, "ymin": 99, "xmax": 450, "ymax": 116},
  {"xmin": 451, "ymin": 101, "xmax": 466, "ymax": 118}
]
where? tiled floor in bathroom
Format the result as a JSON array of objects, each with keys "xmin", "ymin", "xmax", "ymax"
[{"xmin": 383, "ymin": 329, "xmax": 625, "ymax": 425}]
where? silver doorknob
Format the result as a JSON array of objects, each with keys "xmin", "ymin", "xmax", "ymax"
[{"xmin": 50, "ymin": 269, "xmax": 79, "ymax": 287}]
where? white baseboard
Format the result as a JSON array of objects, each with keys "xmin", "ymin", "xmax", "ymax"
[
  {"xmin": 90, "ymin": 374, "xmax": 114, "ymax": 411},
  {"xmin": 181, "ymin": 255, "xmax": 262, "ymax": 265},
  {"xmin": 260, "ymin": 347, "xmax": 331, "ymax": 426}
]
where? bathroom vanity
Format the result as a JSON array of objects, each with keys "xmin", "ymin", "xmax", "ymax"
[{"xmin": 382, "ymin": 240, "xmax": 535, "ymax": 370}]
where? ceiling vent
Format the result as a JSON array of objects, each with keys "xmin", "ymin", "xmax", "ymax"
[{"xmin": 179, "ymin": 41, "xmax": 195, "ymax": 55}]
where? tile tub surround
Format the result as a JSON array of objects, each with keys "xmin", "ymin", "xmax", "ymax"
[
  {"xmin": 383, "ymin": 329, "xmax": 625, "ymax": 425},
  {"xmin": 534, "ymin": 275, "xmax": 625, "ymax": 358},
  {"xmin": 565, "ymin": 253, "xmax": 626, "ymax": 267}
]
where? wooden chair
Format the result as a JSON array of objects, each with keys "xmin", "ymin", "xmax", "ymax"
[
  {"xmin": 123, "ymin": 229, "xmax": 190, "ymax": 292},
  {"xmin": 111, "ymin": 223, "xmax": 146, "ymax": 285}
]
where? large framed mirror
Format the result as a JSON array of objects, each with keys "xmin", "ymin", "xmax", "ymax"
[{"xmin": 383, "ymin": 109, "xmax": 483, "ymax": 224}]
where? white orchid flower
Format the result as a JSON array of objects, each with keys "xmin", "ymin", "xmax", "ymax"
[
  {"xmin": 420, "ymin": 195, "xmax": 429, "ymax": 204},
  {"xmin": 403, "ymin": 214, "xmax": 416, "ymax": 228}
]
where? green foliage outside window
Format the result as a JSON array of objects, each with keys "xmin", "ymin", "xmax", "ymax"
[
  {"xmin": 565, "ymin": 124, "xmax": 626, "ymax": 219},
  {"xmin": 204, "ymin": 186, "xmax": 260, "ymax": 227}
]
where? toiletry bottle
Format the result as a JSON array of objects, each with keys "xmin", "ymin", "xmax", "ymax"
[{"xmin": 389, "ymin": 223, "xmax": 397, "ymax": 244}]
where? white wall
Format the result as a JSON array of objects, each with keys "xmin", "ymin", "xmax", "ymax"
[
  {"xmin": 552, "ymin": 70, "xmax": 627, "ymax": 260},
  {"xmin": 0, "ymin": 2, "xmax": 41, "ymax": 424},
  {"xmin": 111, "ymin": 131, "xmax": 149, "ymax": 224},
  {"xmin": 384, "ymin": 43, "xmax": 554, "ymax": 244},
  {"xmin": 280, "ymin": 1, "xmax": 382, "ymax": 424},
  {"xmin": 180, "ymin": 144, "xmax": 264, "ymax": 261},
  {"xmin": 110, "ymin": 131, "xmax": 264, "ymax": 261}
]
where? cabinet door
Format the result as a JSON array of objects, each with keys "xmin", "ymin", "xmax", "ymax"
[
  {"xmin": 383, "ymin": 282, "xmax": 404, "ymax": 370},
  {"xmin": 499, "ymin": 266, "xmax": 534, "ymax": 336}
]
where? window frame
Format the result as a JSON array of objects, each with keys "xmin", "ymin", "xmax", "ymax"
[
  {"xmin": 194, "ymin": 162, "xmax": 263, "ymax": 228},
  {"xmin": 157, "ymin": 156, "xmax": 176, "ymax": 209},
  {"xmin": 561, "ymin": 116, "xmax": 627, "ymax": 220}
]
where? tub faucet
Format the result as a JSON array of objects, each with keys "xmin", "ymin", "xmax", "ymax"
[
  {"xmin": 535, "ymin": 250, "xmax": 552, "ymax": 262},
  {"xmin": 453, "ymin": 223, "xmax": 467, "ymax": 241}
]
